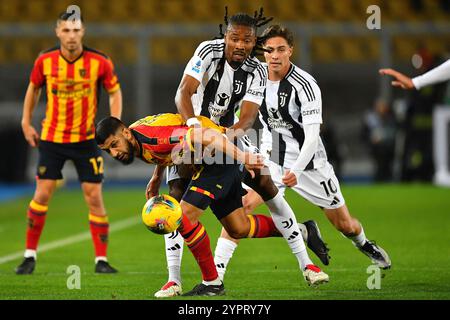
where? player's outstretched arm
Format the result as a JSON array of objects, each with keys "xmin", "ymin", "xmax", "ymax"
[
  {"xmin": 379, "ymin": 68, "xmax": 415, "ymax": 90},
  {"xmin": 109, "ymin": 88, "xmax": 123, "ymax": 119},
  {"xmin": 21, "ymin": 82, "xmax": 41, "ymax": 147},
  {"xmin": 187, "ymin": 127, "xmax": 264, "ymax": 176}
]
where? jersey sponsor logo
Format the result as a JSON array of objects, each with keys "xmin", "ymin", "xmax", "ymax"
[
  {"xmin": 215, "ymin": 92, "xmax": 230, "ymax": 106},
  {"xmin": 279, "ymin": 92, "xmax": 288, "ymax": 108},
  {"xmin": 51, "ymin": 87, "xmax": 92, "ymax": 99},
  {"xmin": 302, "ymin": 108, "xmax": 320, "ymax": 117},
  {"xmin": 267, "ymin": 107, "xmax": 293, "ymax": 130},
  {"xmin": 246, "ymin": 88, "xmax": 264, "ymax": 97},
  {"xmin": 234, "ymin": 80, "xmax": 244, "ymax": 94},
  {"xmin": 192, "ymin": 59, "xmax": 202, "ymax": 73},
  {"xmin": 207, "ymin": 92, "xmax": 231, "ymax": 122}
]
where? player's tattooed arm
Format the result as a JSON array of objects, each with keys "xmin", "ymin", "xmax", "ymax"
[
  {"xmin": 21, "ymin": 82, "xmax": 41, "ymax": 147},
  {"xmin": 175, "ymin": 74, "xmax": 201, "ymax": 126},
  {"xmin": 146, "ymin": 164, "xmax": 166, "ymax": 199}
]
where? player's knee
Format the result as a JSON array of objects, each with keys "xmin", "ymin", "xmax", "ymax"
[
  {"xmin": 245, "ymin": 172, "xmax": 278, "ymax": 201},
  {"xmin": 83, "ymin": 189, "xmax": 104, "ymax": 212},
  {"xmin": 33, "ymin": 190, "xmax": 53, "ymax": 205}
]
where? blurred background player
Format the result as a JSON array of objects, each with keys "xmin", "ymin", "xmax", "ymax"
[
  {"xmin": 380, "ymin": 53, "xmax": 450, "ymax": 182},
  {"xmin": 379, "ymin": 59, "xmax": 450, "ymax": 90},
  {"xmin": 148, "ymin": 9, "xmax": 329, "ymax": 298},
  {"xmin": 362, "ymin": 98, "xmax": 397, "ymax": 182},
  {"xmin": 213, "ymin": 25, "xmax": 391, "ymax": 282},
  {"xmin": 16, "ymin": 11, "xmax": 122, "ymax": 274}
]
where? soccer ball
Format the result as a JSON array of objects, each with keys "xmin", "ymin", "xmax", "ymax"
[{"xmin": 141, "ymin": 194, "xmax": 182, "ymax": 235}]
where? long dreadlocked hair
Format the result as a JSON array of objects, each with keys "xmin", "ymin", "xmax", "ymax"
[{"xmin": 214, "ymin": 7, "xmax": 273, "ymax": 57}]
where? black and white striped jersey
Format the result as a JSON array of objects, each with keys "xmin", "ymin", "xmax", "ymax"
[
  {"xmin": 183, "ymin": 39, "xmax": 266, "ymax": 127},
  {"xmin": 259, "ymin": 63, "xmax": 328, "ymax": 169}
]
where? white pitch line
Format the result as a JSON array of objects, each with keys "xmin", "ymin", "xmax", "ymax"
[{"xmin": 0, "ymin": 216, "xmax": 140, "ymax": 265}]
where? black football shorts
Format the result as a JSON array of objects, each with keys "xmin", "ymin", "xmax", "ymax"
[
  {"xmin": 37, "ymin": 139, "xmax": 104, "ymax": 183},
  {"xmin": 182, "ymin": 162, "xmax": 247, "ymax": 220}
]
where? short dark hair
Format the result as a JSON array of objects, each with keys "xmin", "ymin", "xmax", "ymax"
[
  {"xmin": 95, "ymin": 116, "xmax": 124, "ymax": 145},
  {"xmin": 261, "ymin": 25, "xmax": 294, "ymax": 47},
  {"xmin": 57, "ymin": 10, "xmax": 84, "ymax": 24}
]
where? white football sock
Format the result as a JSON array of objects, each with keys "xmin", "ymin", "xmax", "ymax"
[
  {"xmin": 214, "ymin": 237, "xmax": 238, "ymax": 282},
  {"xmin": 346, "ymin": 224, "xmax": 367, "ymax": 246},
  {"xmin": 164, "ymin": 231, "xmax": 184, "ymax": 285},
  {"xmin": 298, "ymin": 223, "xmax": 308, "ymax": 242},
  {"xmin": 202, "ymin": 277, "xmax": 222, "ymax": 286},
  {"xmin": 265, "ymin": 191, "xmax": 313, "ymax": 270},
  {"xmin": 24, "ymin": 249, "xmax": 36, "ymax": 260},
  {"xmin": 95, "ymin": 256, "xmax": 107, "ymax": 263}
]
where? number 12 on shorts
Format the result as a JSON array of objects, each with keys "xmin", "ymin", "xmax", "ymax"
[{"xmin": 89, "ymin": 157, "xmax": 104, "ymax": 175}]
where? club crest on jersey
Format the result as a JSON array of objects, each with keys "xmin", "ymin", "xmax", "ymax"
[
  {"xmin": 234, "ymin": 80, "xmax": 244, "ymax": 94},
  {"xmin": 279, "ymin": 92, "xmax": 288, "ymax": 107},
  {"xmin": 38, "ymin": 166, "xmax": 47, "ymax": 176},
  {"xmin": 79, "ymin": 68, "xmax": 86, "ymax": 77}
]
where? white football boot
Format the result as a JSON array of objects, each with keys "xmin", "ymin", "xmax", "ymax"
[
  {"xmin": 303, "ymin": 264, "xmax": 329, "ymax": 286},
  {"xmin": 154, "ymin": 281, "xmax": 182, "ymax": 298}
]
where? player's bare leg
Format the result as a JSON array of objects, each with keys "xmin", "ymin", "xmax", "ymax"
[
  {"xmin": 324, "ymin": 205, "xmax": 391, "ymax": 269},
  {"xmin": 155, "ymin": 178, "xmax": 188, "ymax": 298},
  {"xmin": 16, "ymin": 179, "xmax": 57, "ymax": 274},
  {"xmin": 82, "ymin": 182, "xmax": 117, "ymax": 273}
]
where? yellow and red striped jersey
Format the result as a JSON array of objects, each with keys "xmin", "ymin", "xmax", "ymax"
[
  {"xmin": 129, "ymin": 114, "xmax": 224, "ymax": 166},
  {"xmin": 30, "ymin": 46, "xmax": 120, "ymax": 143}
]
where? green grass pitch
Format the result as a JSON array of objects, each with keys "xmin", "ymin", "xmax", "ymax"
[{"xmin": 0, "ymin": 184, "xmax": 449, "ymax": 300}]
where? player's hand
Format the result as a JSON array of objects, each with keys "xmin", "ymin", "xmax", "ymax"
[
  {"xmin": 22, "ymin": 123, "xmax": 39, "ymax": 147},
  {"xmin": 145, "ymin": 178, "xmax": 161, "ymax": 200},
  {"xmin": 379, "ymin": 68, "xmax": 415, "ymax": 90},
  {"xmin": 244, "ymin": 152, "xmax": 264, "ymax": 179},
  {"xmin": 282, "ymin": 170, "xmax": 298, "ymax": 187}
]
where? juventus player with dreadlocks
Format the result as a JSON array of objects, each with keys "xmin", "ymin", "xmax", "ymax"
[
  {"xmin": 213, "ymin": 25, "xmax": 392, "ymax": 282},
  {"xmin": 148, "ymin": 9, "xmax": 329, "ymax": 297}
]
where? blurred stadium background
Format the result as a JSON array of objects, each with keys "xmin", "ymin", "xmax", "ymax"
[{"xmin": 0, "ymin": 0, "xmax": 449, "ymax": 186}]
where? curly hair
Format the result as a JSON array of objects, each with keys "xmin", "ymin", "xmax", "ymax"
[{"xmin": 214, "ymin": 7, "xmax": 273, "ymax": 57}]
